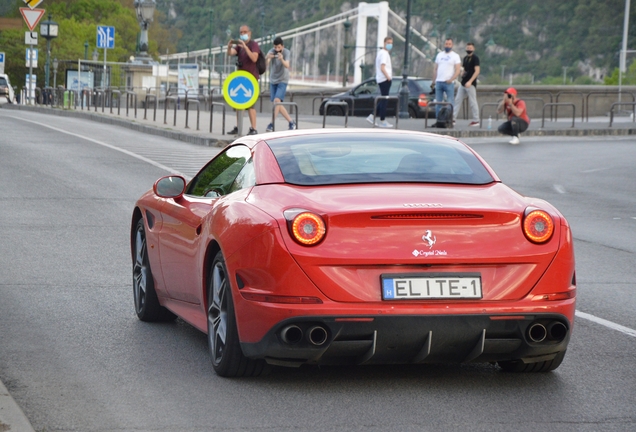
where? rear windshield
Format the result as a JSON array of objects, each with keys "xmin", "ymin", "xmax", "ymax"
[
  {"xmin": 266, "ymin": 134, "xmax": 495, "ymax": 186},
  {"xmin": 0, "ymin": 78, "xmax": 7, "ymax": 86}
]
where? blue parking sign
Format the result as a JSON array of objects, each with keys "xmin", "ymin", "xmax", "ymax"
[
  {"xmin": 0, "ymin": 53, "xmax": 4, "ymax": 63},
  {"xmin": 96, "ymin": 26, "xmax": 115, "ymax": 49}
]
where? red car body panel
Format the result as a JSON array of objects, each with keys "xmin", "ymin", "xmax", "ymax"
[{"xmin": 132, "ymin": 129, "xmax": 575, "ymax": 367}]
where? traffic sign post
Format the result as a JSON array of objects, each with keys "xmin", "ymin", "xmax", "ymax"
[
  {"xmin": 0, "ymin": 52, "xmax": 4, "ymax": 74},
  {"xmin": 96, "ymin": 26, "xmax": 115, "ymax": 87},
  {"xmin": 222, "ymin": 71, "xmax": 260, "ymax": 136}
]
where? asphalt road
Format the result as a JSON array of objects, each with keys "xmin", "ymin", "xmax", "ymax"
[{"xmin": 0, "ymin": 110, "xmax": 635, "ymax": 431}]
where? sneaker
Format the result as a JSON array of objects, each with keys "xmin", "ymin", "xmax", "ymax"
[
  {"xmin": 469, "ymin": 121, "xmax": 480, "ymax": 127},
  {"xmin": 378, "ymin": 120, "xmax": 393, "ymax": 128},
  {"xmin": 266, "ymin": 123, "xmax": 274, "ymax": 132},
  {"xmin": 247, "ymin": 127, "xmax": 258, "ymax": 135},
  {"xmin": 509, "ymin": 136, "xmax": 520, "ymax": 145},
  {"xmin": 366, "ymin": 114, "xmax": 375, "ymax": 125},
  {"xmin": 289, "ymin": 121, "xmax": 297, "ymax": 130},
  {"xmin": 228, "ymin": 126, "xmax": 239, "ymax": 135}
]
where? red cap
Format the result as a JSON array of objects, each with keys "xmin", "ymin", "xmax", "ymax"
[{"xmin": 505, "ymin": 87, "xmax": 517, "ymax": 96}]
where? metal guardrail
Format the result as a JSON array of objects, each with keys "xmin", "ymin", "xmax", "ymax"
[
  {"xmin": 424, "ymin": 102, "xmax": 454, "ymax": 129},
  {"xmin": 372, "ymin": 96, "xmax": 399, "ymax": 129},
  {"xmin": 585, "ymin": 91, "xmax": 635, "ymax": 122},
  {"xmin": 125, "ymin": 91, "xmax": 137, "ymax": 118},
  {"xmin": 144, "ymin": 95, "xmax": 158, "ymax": 121},
  {"xmin": 164, "ymin": 96, "xmax": 178, "ymax": 126},
  {"xmin": 110, "ymin": 90, "xmax": 121, "ymax": 115},
  {"xmin": 609, "ymin": 102, "xmax": 636, "ymax": 127},
  {"xmin": 312, "ymin": 95, "xmax": 326, "ymax": 115},
  {"xmin": 541, "ymin": 103, "xmax": 575, "ymax": 128},
  {"xmin": 556, "ymin": 91, "xmax": 584, "ymax": 122},
  {"xmin": 185, "ymin": 99, "xmax": 200, "ymax": 130},
  {"xmin": 322, "ymin": 101, "xmax": 349, "ymax": 128},
  {"xmin": 271, "ymin": 102, "xmax": 299, "ymax": 132},
  {"xmin": 210, "ymin": 102, "xmax": 227, "ymax": 134}
]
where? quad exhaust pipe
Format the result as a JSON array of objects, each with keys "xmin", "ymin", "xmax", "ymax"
[
  {"xmin": 527, "ymin": 323, "xmax": 547, "ymax": 343},
  {"xmin": 547, "ymin": 321, "xmax": 567, "ymax": 341},
  {"xmin": 280, "ymin": 324, "xmax": 329, "ymax": 346}
]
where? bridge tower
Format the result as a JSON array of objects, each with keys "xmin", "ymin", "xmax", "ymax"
[{"xmin": 353, "ymin": 2, "xmax": 389, "ymax": 84}]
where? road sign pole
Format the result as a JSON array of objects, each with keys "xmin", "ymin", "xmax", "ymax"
[
  {"xmin": 103, "ymin": 47, "xmax": 107, "ymax": 88},
  {"xmin": 28, "ymin": 44, "xmax": 33, "ymax": 105}
]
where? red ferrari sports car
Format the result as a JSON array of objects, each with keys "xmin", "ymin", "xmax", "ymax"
[{"xmin": 131, "ymin": 129, "xmax": 576, "ymax": 377}]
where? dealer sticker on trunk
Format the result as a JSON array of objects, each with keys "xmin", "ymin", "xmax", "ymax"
[{"xmin": 382, "ymin": 273, "xmax": 482, "ymax": 300}]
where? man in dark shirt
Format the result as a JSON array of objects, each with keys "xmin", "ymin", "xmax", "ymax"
[
  {"xmin": 227, "ymin": 25, "xmax": 260, "ymax": 135},
  {"xmin": 453, "ymin": 42, "xmax": 480, "ymax": 126}
]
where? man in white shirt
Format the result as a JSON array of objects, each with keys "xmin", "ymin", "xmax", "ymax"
[
  {"xmin": 367, "ymin": 37, "xmax": 393, "ymax": 128},
  {"xmin": 432, "ymin": 38, "xmax": 461, "ymax": 121}
]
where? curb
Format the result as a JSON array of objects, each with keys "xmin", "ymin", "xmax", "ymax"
[{"xmin": 0, "ymin": 379, "xmax": 35, "ymax": 432}]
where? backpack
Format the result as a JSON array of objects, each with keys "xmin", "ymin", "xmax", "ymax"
[
  {"xmin": 435, "ymin": 106, "xmax": 451, "ymax": 128},
  {"xmin": 256, "ymin": 51, "xmax": 267, "ymax": 75}
]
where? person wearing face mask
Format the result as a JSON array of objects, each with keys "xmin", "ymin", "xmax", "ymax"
[
  {"xmin": 367, "ymin": 36, "xmax": 393, "ymax": 128},
  {"xmin": 265, "ymin": 37, "xmax": 295, "ymax": 132},
  {"xmin": 453, "ymin": 42, "xmax": 481, "ymax": 126},
  {"xmin": 227, "ymin": 24, "xmax": 261, "ymax": 135},
  {"xmin": 497, "ymin": 87, "xmax": 530, "ymax": 145},
  {"xmin": 431, "ymin": 38, "xmax": 461, "ymax": 122}
]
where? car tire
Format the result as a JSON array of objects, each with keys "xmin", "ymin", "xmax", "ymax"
[
  {"xmin": 132, "ymin": 219, "xmax": 177, "ymax": 322},
  {"xmin": 326, "ymin": 105, "xmax": 344, "ymax": 116},
  {"xmin": 408, "ymin": 107, "xmax": 417, "ymax": 118},
  {"xmin": 207, "ymin": 251, "xmax": 269, "ymax": 377},
  {"xmin": 498, "ymin": 350, "xmax": 567, "ymax": 373}
]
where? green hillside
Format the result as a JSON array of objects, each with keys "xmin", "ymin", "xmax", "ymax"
[{"xmin": 1, "ymin": 0, "xmax": 635, "ymax": 89}]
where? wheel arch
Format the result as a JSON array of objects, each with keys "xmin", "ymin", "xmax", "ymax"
[
  {"xmin": 130, "ymin": 207, "xmax": 144, "ymax": 262},
  {"xmin": 202, "ymin": 239, "xmax": 222, "ymax": 309}
]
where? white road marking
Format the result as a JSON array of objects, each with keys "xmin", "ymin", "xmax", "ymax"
[
  {"xmin": 576, "ymin": 310, "xmax": 636, "ymax": 338},
  {"xmin": 581, "ymin": 167, "xmax": 610, "ymax": 173},
  {"xmin": 553, "ymin": 184, "xmax": 566, "ymax": 194},
  {"xmin": 8, "ymin": 115, "xmax": 191, "ymax": 179}
]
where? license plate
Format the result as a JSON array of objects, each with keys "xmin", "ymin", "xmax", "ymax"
[{"xmin": 382, "ymin": 273, "xmax": 482, "ymax": 300}]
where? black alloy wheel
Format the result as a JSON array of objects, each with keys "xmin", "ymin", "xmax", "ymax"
[
  {"xmin": 132, "ymin": 219, "xmax": 176, "ymax": 322},
  {"xmin": 207, "ymin": 251, "xmax": 269, "ymax": 377}
]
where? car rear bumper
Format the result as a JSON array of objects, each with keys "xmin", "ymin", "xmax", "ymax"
[{"xmin": 240, "ymin": 313, "xmax": 571, "ymax": 367}]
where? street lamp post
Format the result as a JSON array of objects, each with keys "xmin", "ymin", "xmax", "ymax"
[
  {"xmin": 398, "ymin": 0, "xmax": 412, "ymax": 119},
  {"xmin": 342, "ymin": 19, "xmax": 351, "ymax": 87},
  {"xmin": 52, "ymin": 58, "xmax": 58, "ymax": 104},
  {"xmin": 445, "ymin": 19, "xmax": 452, "ymax": 39},
  {"xmin": 208, "ymin": 9, "xmax": 213, "ymax": 94},
  {"xmin": 467, "ymin": 9, "xmax": 472, "ymax": 42},
  {"xmin": 133, "ymin": 0, "xmax": 156, "ymax": 62},
  {"xmin": 84, "ymin": 41, "xmax": 89, "ymax": 60},
  {"xmin": 40, "ymin": 14, "xmax": 59, "ymax": 89}
]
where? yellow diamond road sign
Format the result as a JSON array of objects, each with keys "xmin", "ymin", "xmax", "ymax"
[
  {"xmin": 223, "ymin": 71, "xmax": 259, "ymax": 110},
  {"xmin": 23, "ymin": 0, "xmax": 43, "ymax": 10}
]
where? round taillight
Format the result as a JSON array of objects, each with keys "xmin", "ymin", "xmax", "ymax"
[
  {"xmin": 291, "ymin": 212, "xmax": 326, "ymax": 246},
  {"xmin": 418, "ymin": 94, "xmax": 428, "ymax": 107},
  {"xmin": 523, "ymin": 210, "xmax": 554, "ymax": 244}
]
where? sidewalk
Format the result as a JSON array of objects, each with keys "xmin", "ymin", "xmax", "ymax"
[
  {"xmin": 4, "ymin": 102, "xmax": 636, "ymax": 148},
  {"xmin": 1, "ymin": 101, "xmax": 635, "ymax": 429}
]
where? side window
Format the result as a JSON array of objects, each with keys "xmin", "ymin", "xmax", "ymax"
[
  {"xmin": 353, "ymin": 80, "xmax": 379, "ymax": 96},
  {"xmin": 186, "ymin": 145, "xmax": 251, "ymax": 197},
  {"xmin": 228, "ymin": 158, "xmax": 256, "ymax": 194}
]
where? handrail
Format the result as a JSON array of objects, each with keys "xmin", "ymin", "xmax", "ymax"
[
  {"xmin": 541, "ymin": 103, "xmax": 575, "ymax": 128},
  {"xmin": 110, "ymin": 89, "xmax": 122, "ymax": 115},
  {"xmin": 270, "ymin": 102, "xmax": 299, "ymax": 132},
  {"xmin": 312, "ymin": 94, "xmax": 326, "ymax": 115},
  {"xmin": 322, "ymin": 101, "xmax": 349, "ymax": 128},
  {"xmin": 185, "ymin": 99, "xmax": 200, "ymax": 130},
  {"xmin": 424, "ymin": 102, "xmax": 454, "ymax": 129},
  {"xmin": 372, "ymin": 96, "xmax": 399, "ymax": 129},
  {"xmin": 479, "ymin": 102, "xmax": 501, "ymax": 128},
  {"xmin": 210, "ymin": 102, "xmax": 226, "ymax": 135},
  {"xmin": 609, "ymin": 102, "xmax": 636, "ymax": 127}
]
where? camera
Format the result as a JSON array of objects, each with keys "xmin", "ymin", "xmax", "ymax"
[
  {"xmin": 230, "ymin": 39, "xmax": 242, "ymax": 45},
  {"xmin": 507, "ymin": 94, "xmax": 512, "ymax": 99},
  {"xmin": 236, "ymin": 60, "xmax": 243, "ymax": 67}
]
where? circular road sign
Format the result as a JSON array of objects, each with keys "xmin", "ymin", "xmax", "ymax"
[{"xmin": 223, "ymin": 70, "xmax": 260, "ymax": 110}]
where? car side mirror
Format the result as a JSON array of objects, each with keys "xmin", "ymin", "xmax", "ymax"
[{"xmin": 154, "ymin": 175, "xmax": 186, "ymax": 198}]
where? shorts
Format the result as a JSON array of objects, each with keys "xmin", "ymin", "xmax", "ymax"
[{"xmin": 270, "ymin": 82, "xmax": 288, "ymax": 102}]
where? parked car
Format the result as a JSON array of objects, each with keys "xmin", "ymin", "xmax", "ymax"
[
  {"xmin": 132, "ymin": 128, "xmax": 575, "ymax": 377},
  {"xmin": 319, "ymin": 77, "xmax": 434, "ymax": 118},
  {"xmin": 0, "ymin": 74, "xmax": 15, "ymax": 104}
]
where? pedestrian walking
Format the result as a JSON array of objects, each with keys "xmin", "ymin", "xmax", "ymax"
[
  {"xmin": 367, "ymin": 36, "xmax": 393, "ymax": 128},
  {"xmin": 265, "ymin": 37, "xmax": 296, "ymax": 132},
  {"xmin": 497, "ymin": 87, "xmax": 530, "ymax": 145},
  {"xmin": 227, "ymin": 24, "xmax": 261, "ymax": 135},
  {"xmin": 453, "ymin": 42, "xmax": 480, "ymax": 126}
]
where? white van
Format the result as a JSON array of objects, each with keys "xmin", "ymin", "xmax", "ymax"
[{"xmin": 0, "ymin": 74, "xmax": 16, "ymax": 104}]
